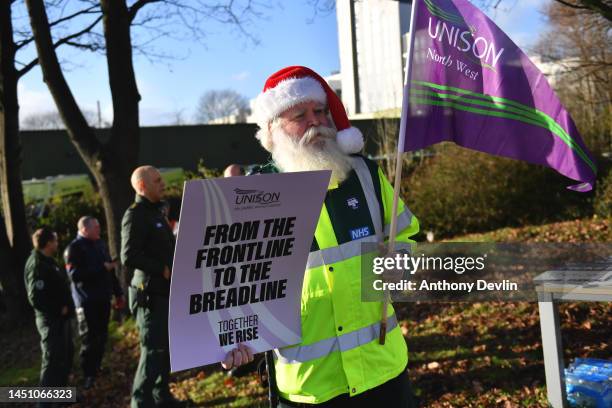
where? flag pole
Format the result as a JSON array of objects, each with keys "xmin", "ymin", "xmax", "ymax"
[{"xmin": 380, "ymin": 0, "xmax": 419, "ymax": 345}]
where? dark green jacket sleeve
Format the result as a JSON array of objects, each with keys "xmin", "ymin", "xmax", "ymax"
[
  {"xmin": 121, "ymin": 208, "xmax": 164, "ymax": 277},
  {"xmin": 24, "ymin": 257, "xmax": 64, "ymax": 317}
]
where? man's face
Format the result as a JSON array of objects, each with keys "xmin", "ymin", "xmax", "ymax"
[
  {"xmin": 269, "ymin": 104, "xmax": 352, "ymax": 186},
  {"xmin": 83, "ymin": 219, "xmax": 101, "ymax": 240},
  {"xmin": 47, "ymin": 234, "xmax": 59, "ymax": 255},
  {"xmin": 278, "ymin": 101, "xmax": 331, "ymax": 148},
  {"xmin": 143, "ymin": 169, "xmax": 165, "ymax": 203}
]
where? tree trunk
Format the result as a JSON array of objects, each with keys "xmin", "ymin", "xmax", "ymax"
[
  {"xmin": 99, "ymin": 0, "xmax": 141, "ymax": 261},
  {"xmin": 93, "ymin": 161, "xmax": 134, "ymax": 262},
  {"xmin": 26, "ymin": 0, "xmax": 139, "ymax": 269},
  {"xmin": 0, "ymin": 0, "xmax": 33, "ymax": 325}
]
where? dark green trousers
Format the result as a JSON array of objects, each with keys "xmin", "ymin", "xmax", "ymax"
[
  {"xmin": 35, "ymin": 315, "xmax": 74, "ymax": 387},
  {"xmin": 35, "ymin": 314, "xmax": 74, "ymax": 408},
  {"xmin": 130, "ymin": 294, "xmax": 173, "ymax": 408}
]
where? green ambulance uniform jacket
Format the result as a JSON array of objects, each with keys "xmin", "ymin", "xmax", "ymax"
[
  {"xmin": 24, "ymin": 250, "xmax": 74, "ymax": 318},
  {"xmin": 250, "ymin": 155, "xmax": 419, "ymax": 403},
  {"xmin": 121, "ymin": 195, "xmax": 175, "ymax": 298}
]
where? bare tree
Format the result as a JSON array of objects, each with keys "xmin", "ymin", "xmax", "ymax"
[
  {"xmin": 168, "ymin": 108, "xmax": 188, "ymax": 126},
  {"xmin": 305, "ymin": 0, "xmax": 335, "ymax": 21},
  {"xmin": 476, "ymin": 0, "xmax": 612, "ymax": 21},
  {"xmin": 1, "ymin": 0, "xmax": 103, "ymax": 325},
  {"xmin": 534, "ymin": 2, "xmax": 611, "ymax": 154},
  {"xmin": 0, "ymin": 0, "xmax": 30, "ymax": 324},
  {"xmin": 194, "ymin": 89, "xmax": 249, "ymax": 124},
  {"xmin": 26, "ymin": 0, "xmax": 270, "ymax": 265},
  {"xmin": 21, "ymin": 109, "xmax": 101, "ymax": 129},
  {"xmin": 21, "ymin": 111, "xmax": 65, "ymax": 129},
  {"xmin": 370, "ymin": 114, "xmax": 418, "ymax": 183},
  {"xmin": 553, "ymin": 0, "xmax": 612, "ymax": 21}
]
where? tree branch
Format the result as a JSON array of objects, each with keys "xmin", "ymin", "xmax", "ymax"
[
  {"xmin": 24, "ymin": 0, "xmax": 102, "ymax": 158},
  {"xmin": 16, "ymin": 58, "xmax": 38, "ymax": 78},
  {"xmin": 555, "ymin": 0, "xmax": 590, "ymax": 9},
  {"xmin": 15, "ymin": 4, "xmax": 102, "ymax": 50},
  {"xmin": 554, "ymin": 0, "xmax": 612, "ymax": 21},
  {"xmin": 53, "ymin": 14, "xmax": 103, "ymax": 49},
  {"xmin": 128, "ymin": 0, "xmax": 162, "ymax": 22},
  {"xmin": 50, "ymin": 4, "xmax": 101, "ymax": 28},
  {"xmin": 17, "ymin": 12, "xmax": 104, "ymax": 79},
  {"xmin": 15, "ymin": 35, "xmax": 35, "ymax": 50}
]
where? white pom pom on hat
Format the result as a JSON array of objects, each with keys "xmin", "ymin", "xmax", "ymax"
[{"xmin": 254, "ymin": 66, "xmax": 364, "ymax": 154}]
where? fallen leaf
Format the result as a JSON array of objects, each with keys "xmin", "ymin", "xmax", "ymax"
[{"xmin": 472, "ymin": 344, "xmax": 486, "ymax": 353}]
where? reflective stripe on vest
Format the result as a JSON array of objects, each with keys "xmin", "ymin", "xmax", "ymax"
[
  {"xmin": 351, "ymin": 157, "xmax": 383, "ymax": 240},
  {"xmin": 306, "ymin": 208, "xmax": 415, "ymax": 269},
  {"xmin": 384, "ymin": 208, "xmax": 414, "ymax": 237},
  {"xmin": 275, "ymin": 314, "xmax": 398, "ymax": 364},
  {"xmin": 306, "ymin": 235, "xmax": 379, "ymax": 269}
]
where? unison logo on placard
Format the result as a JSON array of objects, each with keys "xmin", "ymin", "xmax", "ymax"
[{"xmin": 234, "ymin": 188, "xmax": 281, "ymax": 206}]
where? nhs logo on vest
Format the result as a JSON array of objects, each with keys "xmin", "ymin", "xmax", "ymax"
[{"xmin": 350, "ymin": 226, "xmax": 371, "ymax": 240}]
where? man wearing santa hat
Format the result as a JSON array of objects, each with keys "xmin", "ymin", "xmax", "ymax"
[{"xmin": 223, "ymin": 66, "xmax": 420, "ymax": 407}]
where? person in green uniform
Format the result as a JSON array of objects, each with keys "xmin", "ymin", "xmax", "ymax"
[
  {"xmin": 121, "ymin": 165, "xmax": 188, "ymax": 408},
  {"xmin": 24, "ymin": 227, "xmax": 74, "ymax": 402}
]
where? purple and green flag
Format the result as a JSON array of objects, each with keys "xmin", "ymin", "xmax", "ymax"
[{"xmin": 402, "ymin": 0, "xmax": 596, "ymax": 191}]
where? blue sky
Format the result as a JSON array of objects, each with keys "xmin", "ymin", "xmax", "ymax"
[{"xmin": 17, "ymin": 0, "xmax": 550, "ymax": 126}]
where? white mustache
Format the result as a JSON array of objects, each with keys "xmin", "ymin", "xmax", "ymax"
[
  {"xmin": 271, "ymin": 125, "xmax": 352, "ymax": 185},
  {"xmin": 299, "ymin": 125, "xmax": 336, "ymax": 148}
]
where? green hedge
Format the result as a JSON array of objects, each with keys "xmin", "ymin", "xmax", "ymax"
[
  {"xmin": 28, "ymin": 153, "xmax": 608, "ymax": 248},
  {"xmin": 28, "ymin": 164, "xmax": 209, "ymax": 254},
  {"xmin": 594, "ymin": 166, "xmax": 612, "ymax": 218},
  {"xmin": 402, "ymin": 143, "xmax": 606, "ymax": 239},
  {"xmin": 31, "ymin": 194, "xmax": 105, "ymax": 257}
]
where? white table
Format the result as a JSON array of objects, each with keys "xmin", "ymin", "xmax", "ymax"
[{"xmin": 534, "ymin": 259, "xmax": 612, "ymax": 408}]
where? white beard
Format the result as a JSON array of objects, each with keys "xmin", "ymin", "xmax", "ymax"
[{"xmin": 271, "ymin": 125, "xmax": 353, "ymax": 186}]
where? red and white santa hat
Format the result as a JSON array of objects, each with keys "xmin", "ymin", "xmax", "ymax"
[{"xmin": 254, "ymin": 66, "xmax": 364, "ymax": 154}]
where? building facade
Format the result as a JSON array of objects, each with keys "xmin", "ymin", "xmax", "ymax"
[{"xmin": 336, "ymin": 0, "xmax": 412, "ymax": 116}]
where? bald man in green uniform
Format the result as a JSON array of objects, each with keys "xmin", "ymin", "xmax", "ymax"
[{"xmin": 121, "ymin": 165, "xmax": 189, "ymax": 408}]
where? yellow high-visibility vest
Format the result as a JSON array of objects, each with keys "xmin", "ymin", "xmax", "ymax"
[{"xmin": 274, "ymin": 156, "xmax": 419, "ymax": 404}]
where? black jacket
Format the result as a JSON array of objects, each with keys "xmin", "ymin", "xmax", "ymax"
[{"xmin": 64, "ymin": 235, "xmax": 123, "ymax": 307}]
